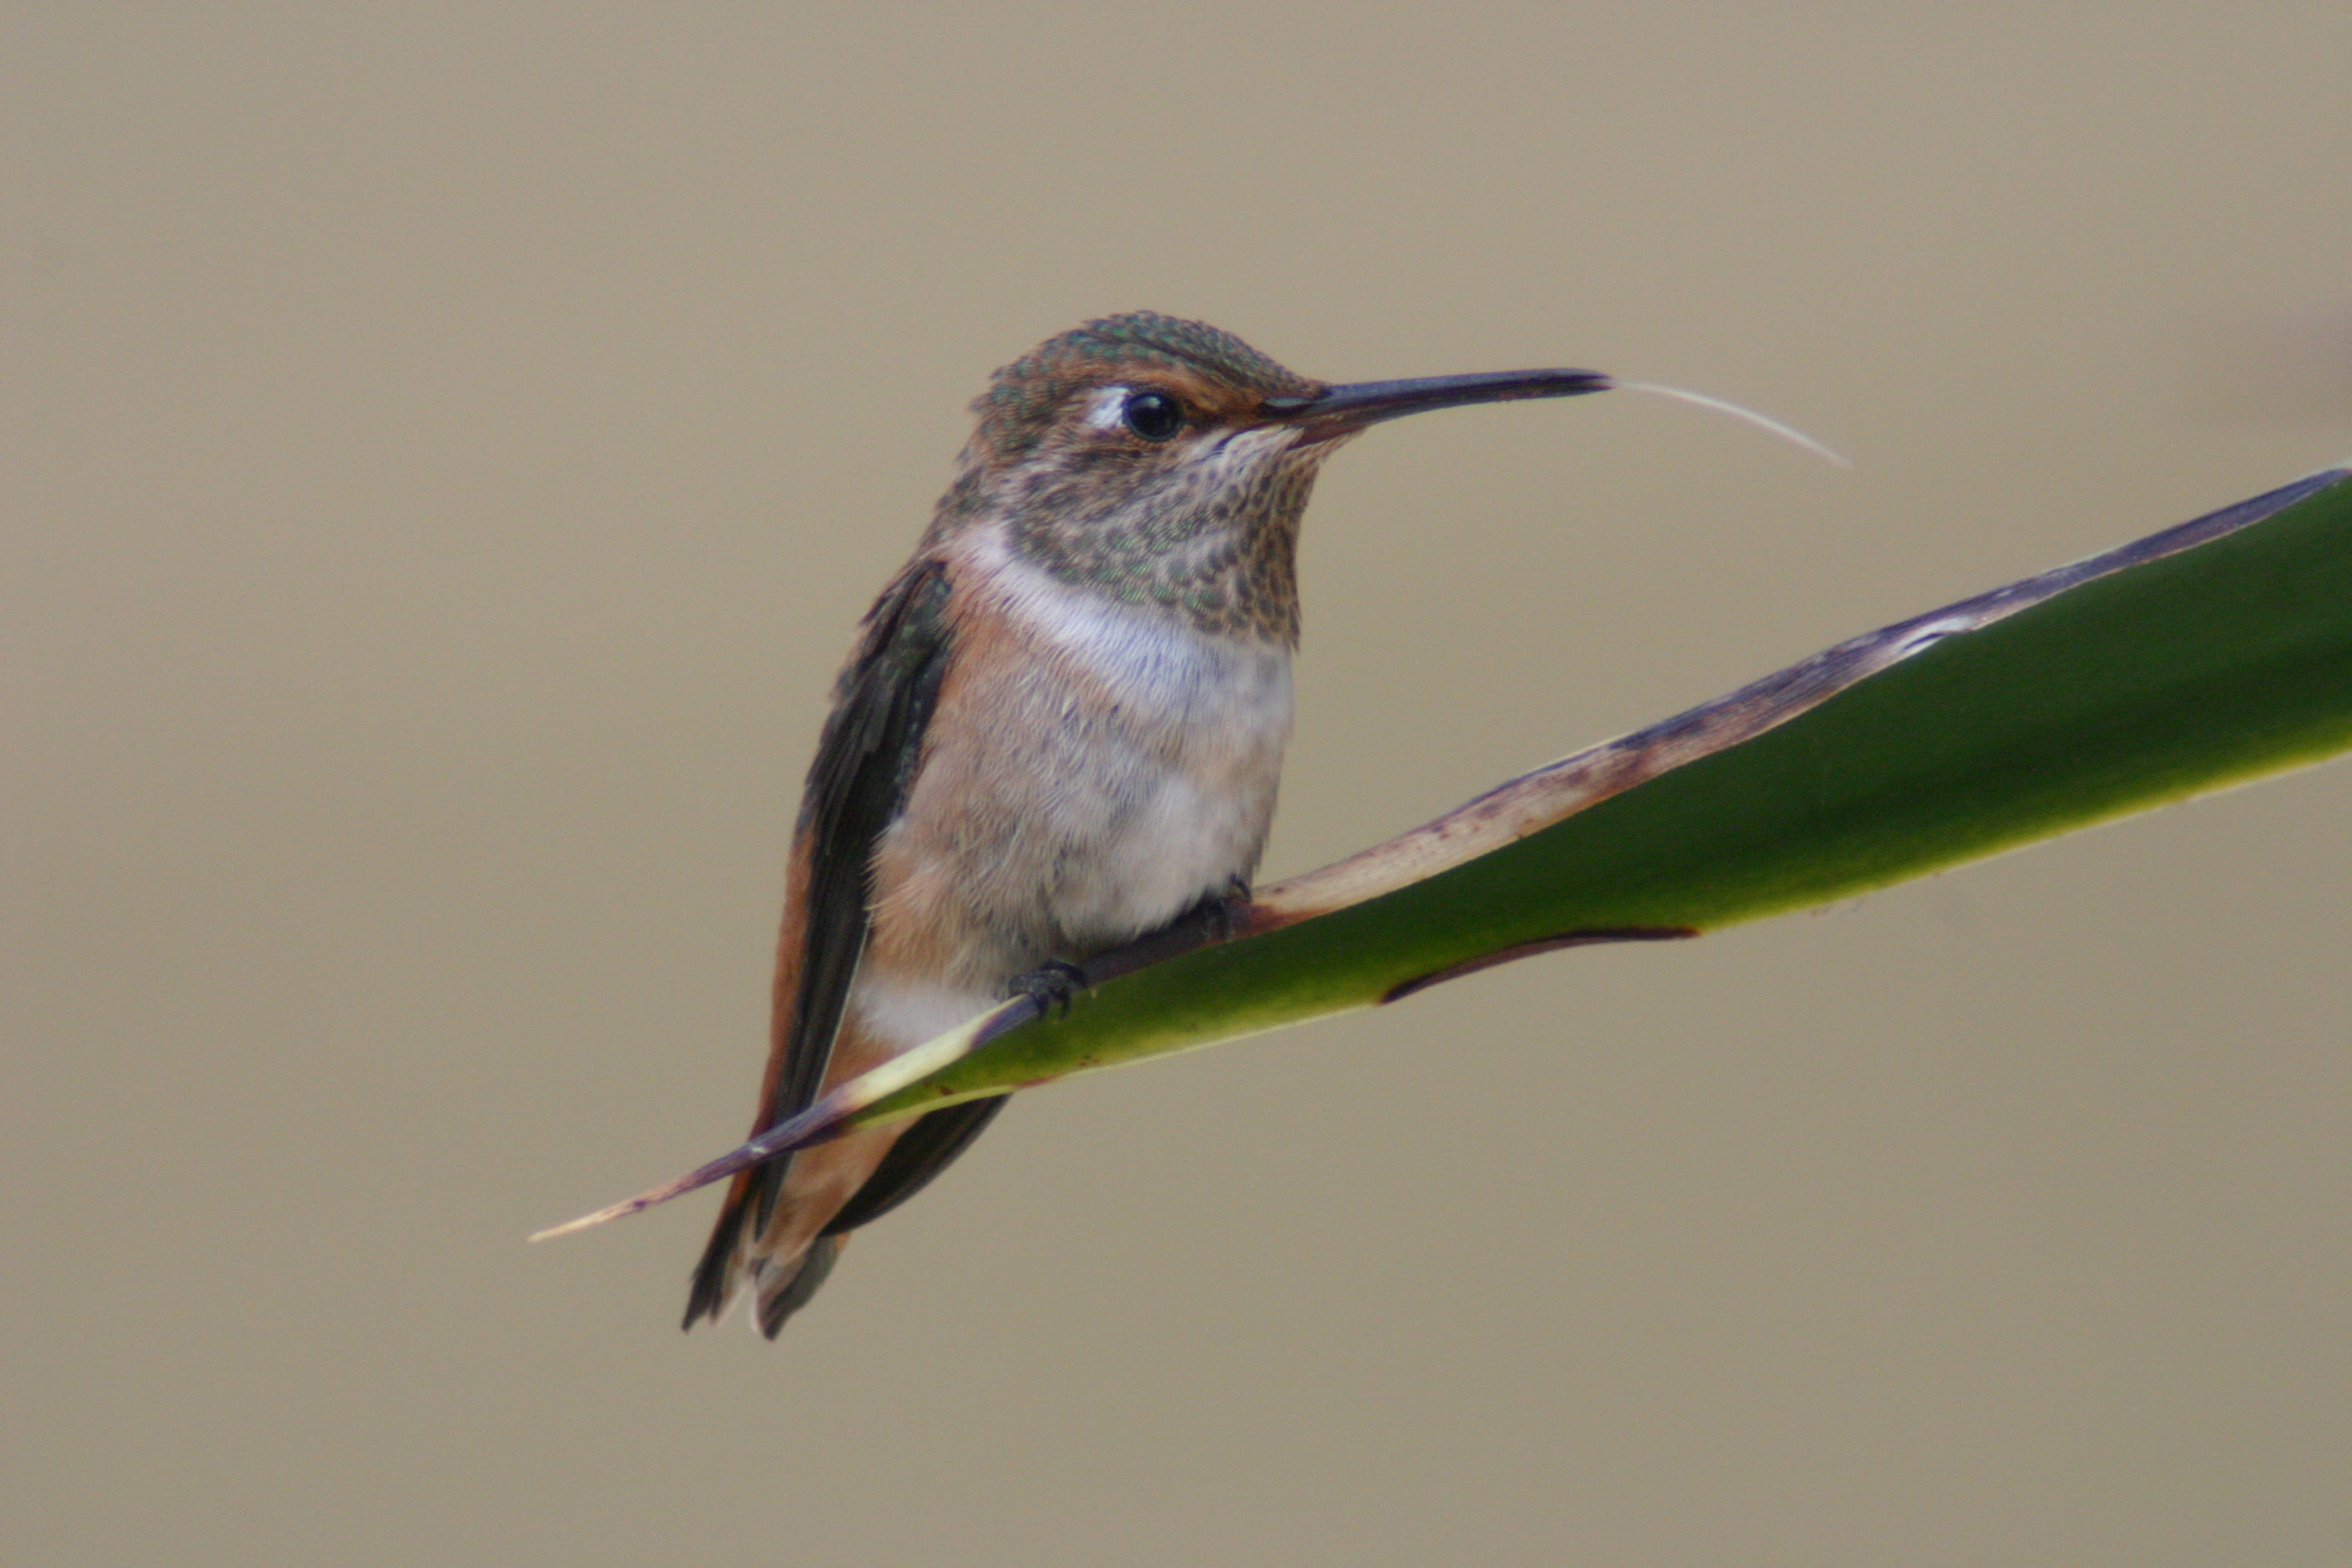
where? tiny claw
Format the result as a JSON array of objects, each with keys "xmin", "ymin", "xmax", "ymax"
[
  {"xmin": 1004, "ymin": 959, "xmax": 1088, "ymax": 1018},
  {"xmin": 1181, "ymin": 880, "xmax": 1247, "ymax": 942}
]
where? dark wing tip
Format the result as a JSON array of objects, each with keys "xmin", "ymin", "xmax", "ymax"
[{"xmin": 681, "ymin": 1187, "xmax": 748, "ymax": 1331}]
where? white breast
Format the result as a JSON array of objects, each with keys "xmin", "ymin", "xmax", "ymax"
[{"xmin": 988, "ymin": 547, "xmax": 1294, "ymax": 946}]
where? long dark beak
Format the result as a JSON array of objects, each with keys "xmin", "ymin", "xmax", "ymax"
[{"xmin": 1263, "ymin": 368, "xmax": 1611, "ymax": 441}]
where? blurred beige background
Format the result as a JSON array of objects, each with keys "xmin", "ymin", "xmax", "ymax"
[{"xmin": 9, "ymin": 6, "xmax": 2352, "ymax": 1564}]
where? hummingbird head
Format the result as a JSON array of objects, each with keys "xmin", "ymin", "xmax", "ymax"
[{"xmin": 930, "ymin": 312, "xmax": 1608, "ymax": 644}]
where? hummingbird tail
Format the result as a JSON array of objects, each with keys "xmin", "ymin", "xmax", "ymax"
[
  {"xmin": 681, "ymin": 1168, "xmax": 850, "ymax": 1338},
  {"xmin": 682, "ymin": 1120, "xmax": 909, "ymax": 1337}
]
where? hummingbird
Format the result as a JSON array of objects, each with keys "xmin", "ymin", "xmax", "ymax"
[{"xmin": 685, "ymin": 312, "xmax": 1608, "ymax": 1337}]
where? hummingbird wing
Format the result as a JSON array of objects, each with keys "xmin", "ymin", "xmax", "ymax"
[
  {"xmin": 683, "ymin": 557, "xmax": 962, "ymax": 1330},
  {"xmin": 766, "ymin": 558, "xmax": 957, "ymax": 1145}
]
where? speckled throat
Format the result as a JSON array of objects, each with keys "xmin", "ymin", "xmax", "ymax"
[{"xmin": 1000, "ymin": 436, "xmax": 1329, "ymax": 645}]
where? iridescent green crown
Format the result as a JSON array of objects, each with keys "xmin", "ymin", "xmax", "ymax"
[{"xmin": 975, "ymin": 312, "xmax": 1319, "ymax": 456}]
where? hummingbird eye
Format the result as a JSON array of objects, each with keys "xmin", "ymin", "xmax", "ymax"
[{"xmin": 1121, "ymin": 390, "xmax": 1184, "ymax": 441}]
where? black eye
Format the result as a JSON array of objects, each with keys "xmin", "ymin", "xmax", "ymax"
[{"xmin": 1122, "ymin": 390, "xmax": 1184, "ymax": 441}]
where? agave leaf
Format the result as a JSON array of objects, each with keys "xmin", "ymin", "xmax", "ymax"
[{"xmin": 537, "ymin": 466, "xmax": 2351, "ymax": 1241}]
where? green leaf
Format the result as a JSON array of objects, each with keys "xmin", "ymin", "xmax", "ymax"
[
  {"xmin": 536, "ymin": 467, "xmax": 2352, "ymax": 1241},
  {"xmin": 858, "ymin": 468, "xmax": 2352, "ymax": 1109}
]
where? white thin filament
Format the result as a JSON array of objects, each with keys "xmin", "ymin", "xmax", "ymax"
[{"xmin": 1612, "ymin": 380, "xmax": 1851, "ymax": 468}]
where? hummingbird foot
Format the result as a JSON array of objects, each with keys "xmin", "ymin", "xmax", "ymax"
[
  {"xmin": 1187, "ymin": 877, "xmax": 1251, "ymax": 941},
  {"xmin": 1003, "ymin": 959, "xmax": 1089, "ymax": 1018}
]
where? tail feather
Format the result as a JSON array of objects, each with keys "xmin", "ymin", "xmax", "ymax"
[
  {"xmin": 681, "ymin": 1169, "xmax": 759, "ymax": 1331},
  {"xmin": 679, "ymin": 1040, "xmax": 1008, "ymax": 1337},
  {"xmin": 680, "ymin": 1167, "xmax": 847, "ymax": 1338},
  {"xmin": 755, "ymin": 1236, "xmax": 841, "ymax": 1338}
]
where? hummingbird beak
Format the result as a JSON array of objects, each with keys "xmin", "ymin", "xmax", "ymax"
[{"xmin": 1263, "ymin": 368, "xmax": 1611, "ymax": 442}]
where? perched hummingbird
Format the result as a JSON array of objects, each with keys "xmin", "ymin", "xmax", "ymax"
[{"xmin": 687, "ymin": 312, "xmax": 1607, "ymax": 1336}]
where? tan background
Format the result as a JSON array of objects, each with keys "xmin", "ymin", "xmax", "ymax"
[{"xmin": 9, "ymin": 6, "xmax": 2352, "ymax": 1564}]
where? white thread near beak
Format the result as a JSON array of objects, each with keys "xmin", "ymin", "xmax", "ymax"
[{"xmin": 1613, "ymin": 380, "xmax": 1851, "ymax": 468}]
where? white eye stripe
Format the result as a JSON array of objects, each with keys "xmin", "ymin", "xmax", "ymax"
[{"xmin": 1085, "ymin": 385, "xmax": 1132, "ymax": 430}]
